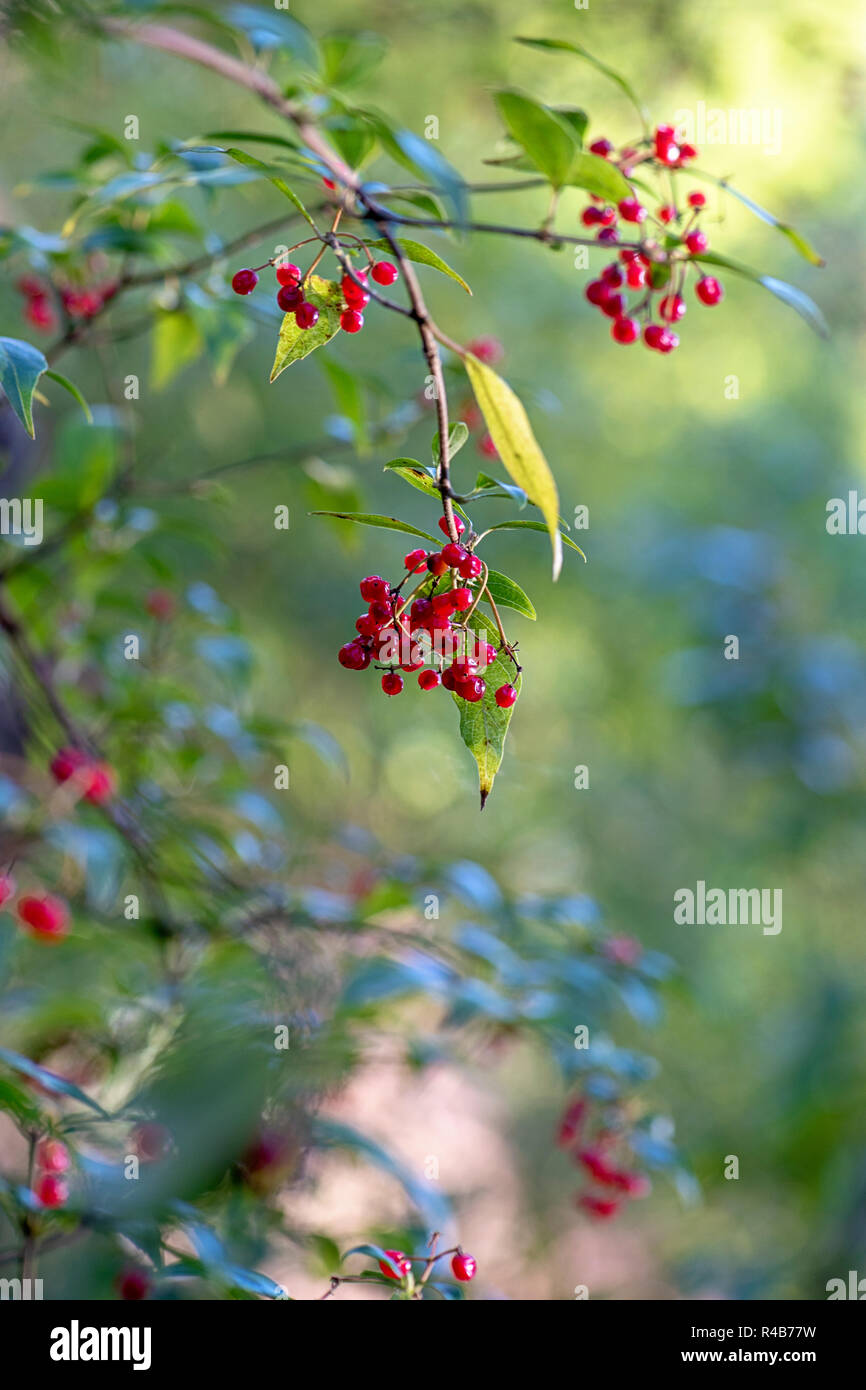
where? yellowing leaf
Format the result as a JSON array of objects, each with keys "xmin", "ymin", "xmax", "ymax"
[
  {"xmin": 464, "ymin": 354, "xmax": 562, "ymax": 579},
  {"xmin": 270, "ymin": 277, "xmax": 344, "ymax": 381}
]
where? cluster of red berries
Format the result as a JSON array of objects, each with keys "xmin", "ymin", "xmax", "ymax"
[
  {"xmin": 556, "ymin": 1097, "xmax": 651, "ymax": 1220},
  {"xmin": 337, "ymin": 517, "xmax": 518, "ymax": 706},
  {"xmin": 50, "ymin": 745, "xmax": 115, "ymax": 804},
  {"xmin": 0, "ymin": 873, "xmax": 69, "ymax": 942},
  {"xmin": 33, "ymin": 1137, "xmax": 70, "ymax": 1209},
  {"xmin": 231, "ymin": 256, "xmax": 399, "ymax": 336},
  {"xmin": 378, "ymin": 1247, "xmax": 477, "ymax": 1284},
  {"xmin": 17, "ymin": 275, "xmax": 116, "ymax": 333},
  {"xmin": 580, "ymin": 126, "xmax": 724, "ymax": 352}
]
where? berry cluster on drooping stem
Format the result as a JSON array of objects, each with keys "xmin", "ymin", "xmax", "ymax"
[
  {"xmin": 556, "ymin": 1093, "xmax": 652, "ymax": 1220},
  {"xmin": 321, "ymin": 1233, "xmax": 478, "ymax": 1299}
]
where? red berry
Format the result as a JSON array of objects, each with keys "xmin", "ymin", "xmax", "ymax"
[
  {"xmin": 685, "ymin": 229, "xmax": 708, "ymax": 255},
  {"xmin": 25, "ymin": 297, "xmax": 57, "ymax": 331},
  {"xmin": 37, "ymin": 1139, "xmax": 69, "ymax": 1173},
  {"xmin": 695, "ymin": 275, "xmax": 723, "ymax": 306},
  {"xmin": 340, "ymin": 308, "xmax": 364, "ymax": 333},
  {"xmin": 658, "ymin": 204, "xmax": 677, "ymax": 224},
  {"xmin": 495, "ymin": 683, "xmax": 518, "ymax": 708},
  {"xmin": 418, "ymin": 669, "xmax": 441, "ymax": 691},
  {"xmin": 466, "ymin": 336, "xmax": 503, "ymax": 364},
  {"xmin": 441, "ymin": 542, "xmax": 467, "ymax": 568},
  {"xmin": 589, "ymin": 138, "xmax": 613, "ymax": 158},
  {"xmin": 577, "ymin": 1193, "xmax": 620, "ymax": 1218},
  {"xmin": 344, "ymin": 284, "xmax": 370, "ymax": 310},
  {"xmin": 625, "ymin": 261, "xmax": 647, "ymax": 289},
  {"xmin": 451, "ymin": 1253, "xmax": 477, "ymax": 1282},
  {"xmin": 295, "ymin": 301, "xmax": 319, "ymax": 329},
  {"xmin": 581, "ymin": 207, "xmax": 603, "ymax": 227},
  {"xmin": 371, "ymin": 261, "xmax": 398, "ymax": 286},
  {"xmin": 618, "ymin": 1172, "xmax": 651, "ymax": 1198},
  {"xmin": 601, "ymin": 263, "xmax": 624, "ymax": 288},
  {"xmin": 596, "ymin": 227, "xmax": 619, "ymax": 245},
  {"xmin": 17, "ymin": 895, "xmax": 68, "ymax": 940},
  {"xmin": 438, "ymin": 515, "xmax": 466, "ymax": 536},
  {"xmin": 617, "ymin": 197, "xmax": 646, "ymax": 224},
  {"xmin": 118, "ymin": 1268, "xmax": 151, "ymax": 1301},
  {"xmin": 611, "ymin": 316, "xmax": 639, "ymax": 345},
  {"xmin": 431, "ymin": 592, "xmax": 458, "ymax": 616},
  {"xmin": 687, "ymin": 191, "xmax": 706, "ymax": 209},
  {"xmin": 276, "ymin": 284, "xmax": 303, "ymax": 312},
  {"xmin": 275, "ymin": 263, "xmax": 301, "ymax": 286},
  {"xmin": 598, "ymin": 206, "xmax": 617, "ymax": 227},
  {"xmin": 50, "ymin": 746, "xmax": 86, "ymax": 783},
  {"xmin": 457, "ymin": 675, "xmax": 486, "ymax": 703},
  {"xmin": 36, "ymin": 1174, "xmax": 68, "ymax": 1208},
  {"xmin": 601, "ymin": 292, "xmax": 625, "ymax": 320},
  {"xmin": 653, "ymin": 125, "xmax": 680, "ymax": 165},
  {"xmin": 441, "ymin": 667, "xmax": 458, "ymax": 692},
  {"xmin": 322, "ymin": 177, "xmax": 337, "ymax": 191},
  {"xmin": 478, "ymin": 433, "xmax": 498, "ymax": 459},
  {"xmin": 659, "ymin": 294, "xmax": 686, "ymax": 323},
  {"xmin": 379, "ymin": 1249, "xmax": 411, "ymax": 1279},
  {"xmin": 381, "ymin": 672, "xmax": 404, "ymax": 696},
  {"xmin": 145, "ymin": 588, "xmax": 175, "ymax": 620},
  {"xmin": 360, "ymin": 576, "xmax": 389, "ymax": 602},
  {"xmin": 585, "ymin": 279, "xmax": 610, "ymax": 308},
  {"xmin": 481, "ymin": 643, "xmax": 497, "ymax": 668},
  {"xmin": 679, "ymin": 142, "xmax": 698, "ymax": 161},
  {"xmin": 409, "ymin": 597, "xmax": 433, "ymax": 626},
  {"xmin": 404, "ymin": 548, "xmax": 428, "ymax": 572},
  {"xmin": 338, "ymin": 641, "xmax": 371, "ymax": 670},
  {"xmin": 657, "ymin": 329, "xmax": 680, "ymax": 354},
  {"xmin": 132, "ymin": 1122, "xmax": 173, "ymax": 1162},
  {"xmin": 0, "ymin": 874, "xmax": 15, "ymax": 907},
  {"xmin": 458, "ymin": 554, "xmax": 483, "ymax": 581},
  {"xmin": 231, "ymin": 268, "xmax": 258, "ymax": 295},
  {"xmin": 451, "ymin": 655, "xmax": 478, "ymax": 677},
  {"xmin": 449, "ymin": 587, "xmax": 473, "ymax": 612},
  {"xmin": 643, "ymin": 324, "xmax": 665, "ymax": 351},
  {"xmin": 400, "ymin": 644, "xmax": 425, "ymax": 672},
  {"xmin": 427, "ymin": 553, "xmax": 448, "ymax": 577},
  {"xmin": 355, "ymin": 612, "xmax": 380, "ymax": 638}
]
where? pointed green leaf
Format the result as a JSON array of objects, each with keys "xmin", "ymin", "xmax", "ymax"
[
  {"xmin": 384, "ymin": 459, "xmax": 470, "ymax": 521},
  {"xmin": 0, "ymin": 336, "xmax": 48, "ymax": 438},
  {"xmin": 464, "ymin": 354, "xmax": 562, "ymax": 579},
  {"xmin": 270, "ymin": 276, "xmax": 344, "ymax": 379},
  {"xmin": 494, "ymin": 90, "xmax": 577, "ymax": 188},
  {"xmin": 515, "ymin": 37, "xmax": 650, "ymax": 132},
  {"xmin": 309, "ymin": 511, "xmax": 439, "ymax": 543},
  {"xmin": 688, "ymin": 170, "xmax": 825, "ymax": 266},
  {"xmin": 693, "ymin": 251, "xmax": 829, "ymax": 337},
  {"xmin": 364, "ymin": 236, "xmax": 472, "ymax": 294},
  {"xmin": 480, "ymin": 518, "xmax": 586, "ymax": 559},
  {"xmin": 453, "ymin": 608, "xmax": 521, "ymax": 808},
  {"xmin": 224, "ymin": 147, "xmax": 317, "ymax": 227},
  {"xmin": 564, "ymin": 150, "xmax": 631, "ymax": 203},
  {"xmin": 432, "ymin": 421, "xmax": 469, "ymax": 464},
  {"xmin": 0, "ymin": 1047, "xmax": 109, "ymax": 1117},
  {"xmin": 473, "ymin": 472, "xmax": 528, "ymax": 507},
  {"xmin": 483, "ymin": 568, "xmax": 536, "ymax": 620},
  {"xmin": 43, "ymin": 369, "xmax": 93, "ymax": 423}
]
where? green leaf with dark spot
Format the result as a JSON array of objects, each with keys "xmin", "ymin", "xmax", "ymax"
[
  {"xmin": 453, "ymin": 608, "xmax": 522, "ymax": 807},
  {"xmin": 309, "ymin": 511, "xmax": 439, "ymax": 543},
  {"xmin": 364, "ymin": 236, "xmax": 472, "ymax": 294},
  {"xmin": 0, "ymin": 336, "xmax": 48, "ymax": 437},
  {"xmin": 270, "ymin": 276, "xmax": 344, "ymax": 379}
]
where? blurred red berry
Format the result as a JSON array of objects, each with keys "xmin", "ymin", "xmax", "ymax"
[
  {"xmin": 379, "ymin": 1249, "xmax": 412, "ymax": 1279},
  {"xmin": 466, "ymin": 336, "xmax": 503, "ymax": 364},
  {"xmin": 37, "ymin": 1139, "xmax": 70, "ymax": 1173},
  {"xmin": 17, "ymin": 895, "xmax": 69, "ymax": 941},
  {"xmin": 36, "ymin": 1174, "xmax": 68, "ymax": 1208},
  {"xmin": 117, "ymin": 1268, "xmax": 151, "ymax": 1301},
  {"xmin": 695, "ymin": 275, "xmax": 724, "ymax": 306}
]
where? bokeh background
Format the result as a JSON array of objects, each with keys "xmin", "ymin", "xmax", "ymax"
[{"xmin": 0, "ymin": 0, "xmax": 863, "ymax": 1299}]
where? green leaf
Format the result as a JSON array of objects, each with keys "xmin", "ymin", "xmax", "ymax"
[
  {"xmin": 688, "ymin": 170, "xmax": 825, "ymax": 266},
  {"xmin": 364, "ymin": 111, "xmax": 468, "ymax": 224},
  {"xmin": 43, "ymin": 369, "xmax": 92, "ymax": 422},
  {"xmin": 553, "ymin": 106, "xmax": 589, "ymax": 146},
  {"xmin": 224, "ymin": 148, "xmax": 317, "ymax": 228},
  {"xmin": 453, "ymin": 608, "xmax": 522, "ymax": 807},
  {"xmin": 343, "ymin": 1244, "xmax": 406, "ymax": 1279},
  {"xmin": 693, "ymin": 251, "xmax": 829, "ymax": 338},
  {"xmin": 0, "ymin": 336, "xmax": 48, "ymax": 437},
  {"xmin": 383, "ymin": 459, "xmax": 470, "ymax": 521},
  {"xmin": 364, "ymin": 236, "xmax": 472, "ymax": 294},
  {"xmin": 564, "ymin": 150, "xmax": 631, "ymax": 203},
  {"xmin": 432, "ymin": 421, "xmax": 469, "ymax": 464},
  {"xmin": 309, "ymin": 511, "xmax": 439, "ymax": 543},
  {"xmin": 464, "ymin": 354, "xmax": 562, "ymax": 579},
  {"xmin": 515, "ymin": 37, "xmax": 650, "ymax": 132},
  {"xmin": 494, "ymin": 90, "xmax": 577, "ymax": 188},
  {"xmin": 482, "ymin": 568, "xmax": 536, "ymax": 620},
  {"xmin": 480, "ymin": 518, "xmax": 586, "ymax": 559},
  {"xmin": 203, "ymin": 129, "xmax": 301, "ymax": 152},
  {"xmin": 321, "ymin": 357, "xmax": 368, "ymax": 452},
  {"xmin": 321, "ymin": 32, "xmax": 387, "ymax": 88},
  {"xmin": 0, "ymin": 1047, "xmax": 109, "ymax": 1117},
  {"xmin": 473, "ymin": 471, "xmax": 528, "ymax": 507},
  {"xmin": 270, "ymin": 276, "xmax": 344, "ymax": 379},
  {"xmin": 152, "ymin": 310, "xmax": 204, "ymax": 391}
]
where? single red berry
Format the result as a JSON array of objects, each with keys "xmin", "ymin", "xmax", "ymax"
[
  {"xmin": 658, "ymin": 204, "xmax": 677, "ymax": 224},
  {"xmin": 659, "ymin": 294, "xmax": 686, "ymax": 323},
  {"xmin": 84, "ymin": 763, "xmax": 114, "ymax": 805},
  {"xmin": 338, "ymin": 641, "xmax": 371, "ymax": 670},
  {"xmin": 617, "ymin": 197, "xmax": 646, "ymax": 224},
  {"xmin": 340, "ymin": 308, "xmax": 364, "ymax": 333},
  {"xmin": 50, "ymin": 746, "xmax": 86, "ymax": 784},
  {"xmin": 231, "ymin": 268, "xmax": 258, "ymax": 295},
  {"xmin": 478, "ymin": 433, "xmax": 498, "ymax": 459},
  {"xmin": 687, "ymin": 191, "xmax": 706, "ymax": 208},
  {"xmin": 618, "ymin": 1172, "xmax": 651, "ymax": 1198},
  {"xmin": 481, "ymin": 643, "xmax": 497, "ymax": 668},
  {"xmin": 427, "ymin": 553, "xmax": 448, "ymax": 577},
  {"xmin": 381, "ymin": 672, "xmax": 404, "ymax": 696},
  {"xmin": 275, "ymin": 263, "xmax": 301, "ymax": 286},
  {"xmin": 441, "ymin": 542, "xmax": 467, "ymax": 568},
  {"xmin": 371, "ymin": 261, "xmax": 398, "ymax": 286},
  {"xmin": 451, "ymin": 655, "xmax": 478, "ymax": 677},
  {"xmin": 451, "ymin": 1253, "xmax": 477, "ymax": 1282},
  {"xmin": 360, "ymin": 576, "xmax": 389, "ymax": 602},
  {"xmin": 439, "ymin": 515, "xmax": 466, "ymax": 536},
  {"xmin": 685, "ymin": 229, "xmax": 709, "ymax": 254},
  {"xmin": 601, "ymin": 263, "xmax": 624, "ymax": 288},
  {"xmin": 589, "ymin": 138, "xmax": 614, "ymax": 158},
  {"xmin": 581, "ymin": 207, "xmax": 603, "ymax": 227},
  {"xmin": 679, "ymin": 142, "xmax": 698, "ymax": 161},
  {"xmin": 118, "ymin": 1268, "xmax": 151, "ymax": 1301},
  {"xmin": 344, "ymin": 284, "xmax": 370, "ymax": 310},
  {"xmin": 643, "ymin": 324, "xmax": 665, "ymax": 351},
  {"xmin": 295, "ymin": 301, "xmax": 319, "ymax": 329},
  {"xmin": 657, "ymin": 328, "xmax": 680, "ymax": 354},
  {"xmin": 145, "ymin": 588, "xmax": 175, "ymax": 620},
  {"xmin": 355, "ymin": 612, "xmax": 380, "ymax": 638},
  {"xmin": 276, "ymin": 284, "xmax": 303, "ymax": 312},
  {"xmin": 431, "ymin": 592, "xmax": 458, "ymax": 616},
  {"xmin": 322, "ymin": 177, "xmax": 337, "ymax": 191},
  {"xmin": 418, "ymin": 669, "xmax": 441, "ymax": 691},
  {"xmin": 450, "ymin": 587, "xmax": 473, "ymax": 612},
  {"xmin": 458, "ymin": 554, "xmax": 483, "ymax": 581},
  {"xmin": 601, "ymin": 292, "xmax": 625, "ymax": 320},
  {"xmin": 409, "ymin": 598, "xmax": 433, "ymax": 626},
  {"xmin": 611, "ymin": 316, "xmax": 640, "ymax": 345},
  {"xmin": 457, "ymin": 675, "xmax": 486, "ymax": 703},
  {"xmin": 598, "ymin": 206, "xmax": 617, "ymax": 227},
  {"xmin": 36, "ymin": 1174, "xmax": 68, "ymax": 1208},
  {"xmin": 495, "ymin": 683, "xmax": 518, "ymax": 708},
  {"xmin": 17, "ymin": 895, "xmax": 69, "ymax": 941},
  {"xmin": 625, "ymin": 261, "xmax": 647, "ymax": 289},
  {"xmin": 404, "ymin": 548, "xmax": 428, "ymax": 572},
  {"xmin": 577, "ymin": 1193, "xmax": 620, "ymax": 1219},
  {"xmin": 653, "ymin": 124, "xmax": 680, "ymax": 165},
  {"xmin": 695, "ymin": 275, "xmax": 724, "ymax": 306},
  {"xmin": 441, "ymin": 667, "xmax": 458, "ymax": 691},
  {"xmin": 466, "ymin": 336, "xmax": 503, "ymax": 364},
  {"xmin": 37, "ymin": 1139, "xmax": 70, "ymax": 1173},
  {"xmin": 379, "ymin": 1249, "xmax": 412, "ymax": 1279},
  {"xmin": 585, "ymin": 280, "xmax": 610, "ymax": 308},
  {"xmin": 596, "ymin": 227, "xmax": 619, "ymax": 245},
  {"xmin": 400, "ymin": 644, "xmax": 425, "ymax": 672},
  {"xmin": 0, "ymin": 874, "xmax": 15, "ymax": 907}
]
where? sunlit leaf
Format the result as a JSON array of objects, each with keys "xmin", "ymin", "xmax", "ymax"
[
  {"xmin": 364, "ymin": 236, "xmax": 472, "ymax": 293},
  {"xmin": 270, "ymin": 276, "xmax": 344, "ymax": 379},
  {"xmin": 494, "ymin": 90, "xmax": 576, "ymax": 188},
  {"xmin": 309, "ymin": 510, "xmax": 439, "ymax": 542}
]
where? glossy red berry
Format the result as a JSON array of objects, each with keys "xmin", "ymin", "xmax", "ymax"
[
  {"xmin": 585, "ymin": 280, "xmax": 610, "ymax": 308},
  {"xmin": 643, "ymin": 324, "xmax": 665, "ymax": 351},
  {"xmin": 450, "ymin": 587, "xmax": 473, "ymax": 612},
  {"xmin": 581, "ymin": 207, "xmax": 603, "ymax": 227},
  {"xmin": 360, "ymin": 576, "xmax": 389, "ymax": 602},
  {"xmin": 596, "ymin": 227, "xmax": 618, "ymax": 245},
  {"xmin": 36, "ymin": 1174, "xmax": 68, "ymax": 1208},
  {"xmin": 371, "ymin": 261, "xmax": 398, "ymax": 286},
  {"xmin": 589, "ymin": 138, "xmax": 613, "ymax": 158},
  {"xmin": 695, "ymin": 275, "xmax": 724, "ymax": 306},
  {"xmin": 653, "ymin": 124, "xmax": 680, "ymax": 165},
  {"xmin": 338, "ymin": 641, "xmax": 371, "ymax": 670},
  {"xmin": 275, "ymin": 263, "xmax": 301, "ymax": 286},
  {"xmin": 404, "ymin": 548, "xmax": 428, "ymax": 572},
  {"xmin": 381, "ymin": 672, "xmax": 404, "ymax": 696},
  {"xmin": 685, "ymin": 229, "xmax": 708, "ymax": 255},
  {"xmin": 451, "ymin": 1253, "xmax": 477, "ymax": 1282},
  {"xmin": 231, "ymin": 268, "xmax": 258, "ymax": 295},
  {"xmin": 0, "ymin": 875, "xmax": 14, "ymax": 907},
  {"xmin": 25, "ymin": 297, "xmax": 56, "ymax": 331},
  {"xmin": 481, "ymin": 643, "xmax": 498, "ymax": 668},
  {"xmin": 601, "ymin": 292, "xmax": 625, "ymax": 320},
  {"xmin": 379, "ymin": 1249, "xmax": 411, "ymax": 1279},
  {"xmin": 17, "ymin": 895, "xmax": 69, "ymax": 940},
  {"xmin": 495, "ymin": 683, "xmax": 518, "ymax": 708},
  {"xmin": 427, "ymin": 552, "xmax": 448, "ymax": 577},
  {"xmin": 611, "ymin": 316, "xmax": 640, "ymax": 345},
  {"xmin": 458, "ymin": 554, "xmax": 483, "ymax": 581},
  {"xmin": 679, "ymin": 142, "xmax": 698, "ymax": 161},
  {"xmin": 657, "ymin": 328, "xmax": 680, "ymax": 354},
  {"xmin": 617, "ymin": 197, "xmax": 646, "ymax": 224},
  {"xmin": 441, "ymin": 667, "xmax": 458, "ymax": 692},
  {"xmin": 601, "ymin": 263, "xmax": 624, "ymax": 288},
  {"xmin": 118, "ymin": 1268, "xmax": 151, "ymax": 1301},
  {"xmin": 658, "ymin": 204, "xmax": 677, "ymax": 224},
  {"xmin": 687, "ymin": 191, "xmax": 706, "ymax": 209},
  {"xmin": 37, "ymin": 1139, "xmax": 70, "ymax": 1173},
  {"xmin": 340, "ymin": 308, "xmax": 364, "ymax": 333},
  {"xmin": 439, "ymin": 515, "xmax": 465, "ymax": 536},
  {"xmin": 295, "ymin": 301, "xmax": 319, "ymax": 329},
  {"xmin": 441, "ymin": 542, "xmax": 467, "ymax": 568},
  {"xmin": 597, "ymin": 206, "xmax": 617, "ymax": 227},
  {"xmin": 457, "ymin": 675, "xmax": 486, "ymax": 703},
  {"xmin": 418, "ymin": 669, "xmax": 441, "ymax": 691},
  {"xmin": 409, "ymin": 597, "xmax": 433, "ymax": 627},
  {"xmin": 276, "ymin": 284, "xmax": 303, "ymax": 312},
  {"xmin": 659, "ymin": 294, "xmax": 686, "ymax": 323}
]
